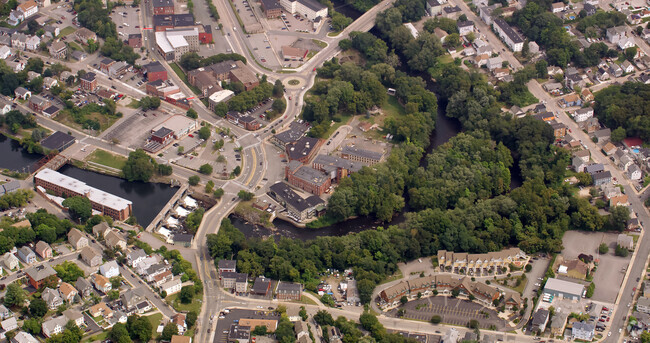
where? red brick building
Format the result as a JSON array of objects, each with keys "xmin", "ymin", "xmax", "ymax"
[
  {"xmin": 285, "ymin": 161, "xmax": 331, "ymax": 196},
  {"xmin": 226, "ymin": 111, "xmax": 261, "ymax": 131},
  {"xmin": 151, "ymin": 127, "xmax": 174, "ymax": 145},
  {"xmin": 260, "ymin": 0, "xmax": 282, "ymax": 18},
  {"xmin": 144, "ymin": 62, "xmax": 168, "ymax": 82},
  {"xmin": 79, "ymin": 72, "xmax": 97, "ymax": 92},
  {"xmin": 286, "ymin": 136, "xmax": 322, "ymax": 163},
  {"xmin": 25, "ymin": 264, "xmax": 57, "ymax": 289},
  {"xmin": 127, "ymin": 33, "xmax": 142, "ymax": 48},
  {"xmin": 153, "ymin": 0, "xmax": 175, "ymax": 15}
]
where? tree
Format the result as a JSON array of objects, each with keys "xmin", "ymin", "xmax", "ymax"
[
  {"xmin": 468, "ymin": 319, "xmax": 479, "ymax": 329},
  {"xmin": 625, "ymin": 46, "xmax": 638, "ymax": 61},
  {"xmin": 272, "ymin": 98, "xmax": 287, "ymax": 114},
  {"xmin": 199, "ymin": 164, "xmax": 213, "ymax": 175},
  {"xmin": 205, "ymin": 180, "xmax": 215, "ymax": 193},
  {"xmin": 586, "ymin": 282, "xmax": 595, "ymax": 298},
  {"xmin": 161, "ymin": 323, "xmax": 179, "ymax": 341},
  {"xmin": 4, "ymin": 283, "xmax": 25, "ymax": 307},
  {"xmin": 108, "ymin": 323, "xmax": 133, "ymax": 343},
  {"xmin": 179, "ymin": 285, "xmax": 195, "ymax": 304},
  {"xmin": 599, "ymin": 243, "xmax": 609, "ymax": 254},
  {"xmin": 611, "ymin": 127, "xmax": 626, "ymax": 142},
  {"xmin": 199, "ymin": 126, "xmax": 211, "ymax": 140},
  {"xmin": 186, "ymin": 311, "xmax": 198, "ymax": 328},
  {"xmin": 62, "ymin": 196, "xmax": 92, "ymax": 223},
  {"xmin": 126, "ymin": 315, "xmax": 152, "ymax": 342},
  {"xmin": 237, "ymin": 190, "xmax": 254, "ymax": 201},
  {"xmin": 252, "ymin": 325, "xmax": 267, "ymax": 335},
  {"xmin": 23, "ymin": 318, "xmax": 41, "ymax": 334},
  {"xmin": 299, "ymin": 306, "xmax": 308, "ymax": 321},
  {"xmin": 535, "ymin": 60, "xmax": 548, "ymax": 78},
  {"xmin": 139, "ymin": 96, "xmax": 161, "ymax": 110},
  {"xmin": 214, "ymin": 188, "xmax": 225, "ymax": 198},
  {"xmin": 29, "ymin": 298, "xmax": 47, "ymax": 318},
  {"xmin": 313, "ymin": 310, "xmax": 334, "ymax": 326},
  {"xmin": 108, "ymin": 290, "xmax": 120, "ymax": 300},
  {"xmin": 186, "ymin": 108, "xmax": 198, "ymax": 119},
  {"xmin": 451, "ymin": 288, "xmax": 460, "ymax": 297},
  {"xmin": 273, "ymin": 79, "xmax": 284, "ymax": 97},
  {"xmin": 122, "ymin": 149, "xmax": 156, "ymax": 182},
  {"xmin": 430, "ymin": 315, "xmax": 441, "ymax": 324},
  {"xmin": 189, "ymin": 175, "xmax": 200, "ymax": 186},
  {"xmin": 400, "ymin": 295, "xmax": 408, "ymax": 305},
  {"xmin": 232, "ymin": 166, "xmax": 241, "ymax": 176},
  {"xmin": 54, "ymin": 261, "xmax": 85, "ymax": 283},
  {"xmin": 459, "ymin": 14, "xmax": 468, "ymax": 21},
  {"xmin": 615, "ymin": 244, "xmax": 629, "ymax": 257}
]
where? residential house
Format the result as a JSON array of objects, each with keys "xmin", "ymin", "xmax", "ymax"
[
  {"xmin": 121, "ymin": 289, "xmax": 145, "ymax": 309},
  {"xmin": 593, "ymin": 128, "xmax": 611, "ymax": 143},
  {"xmin": 638, "ymin": 297, "xmax": 650, "ymax": 314},
  {"xmin": 487, "ymin": 56, "xmax": 503, "ymax": 71},
  {"xmin": 609, "ymin": 62, "xmax": 623, "ymax": 77},
  {"xmin": 628, "ymin": 164, "xmax": 642, "ymax": 180},
  {"xmin": 573, "ymin": 322, "xmax": 595, "ymax": 341},
  {"xmin": 532, "ymin": 309, "xmax": 550, "ymax": 332},
  {"xmin": 62, "ymin": 309, "xmax": 84, "ymax": 327},
  {"xmin": 13, "ymin": 331, "xmax": 39, "ymax": 343},
  {"xmin": 433, "ymin": 28, "xmax": 448, "ymax": 43},
  {"xmin": 618, "ymin": 233, "xmax": 634, "ymax": 250},
  {"xmin": 25, "ymin": 36, "xmax": 39, "ymax": 51},
  {"xmin": 565, "ymin": 73, "xmax": 585, "ymax": 90},
  {"xmin": 276, "ymin": 281, "xmax": 302, "ymax": 301},
  {"xmin": 44, "ymin": 25, "xmax": 59, "ymax": 38},
  {"xmin": 560, "ymin": 94, "xmax": 582, "ymax": 108},
  {"xmin": 25, "ymin": 264, "xmax": 57, "ymax": 289},
  {"xmin": 79, "ymin": 72, "xmax": 97, "ymax": 92},
  {"xmin": 80, "ymin": 247, "xmax": 102, "ymax": 267},
  {"xmin": 492, "ymin": 18, "xmax": 524, "ymax": 52},
  {"xmin": 220, "ymin": 272, "xmax": 249, "ymax": 293},
  {"xmin": 14, "ymin": 87, "xmax": 30, "ymax": 100},
  {"xmin": 426, "ymin": 0, "xmax": 442, "ymax": 15},
  {"xmin": 597, "ymin": 67, "xmax": 610, "ymax": 82},
  {"xmin": 92, "ymin": 222, "xmax": 110, "ymax": 238},
  {"xmin": 89, "ymin": 302, "xmax": 113, "ymax": 319},
  {"xmin": 457, "ymin": 21, "xmax": 474, "ymax": 36},
  {"xmin": 602, "ymin": 143, "xmax": 617, "ymax": 156},
  {"xmin": 127, "ymin": 249, "xmax": 147, "ymax": 267},
  {"xmin": 557, "ymin": 259, "xmax": 589, "ymax": 279},
  {"xmin": 581, "ymin": 88, "xmax": 594, "ymax": 102},
  {"xmin": 218, "ymin": 260, "xmax": 237, "ymax": 274},
  {"xmin": 607, "ymin": 26, "xmax": 627, "ymax": 44},
  {"xmin": 573, "ymin": 107, "xmax": 594, "ymax": 122},
  {"xmin": 59, "ymin": 282, "xmax": 78, "ymax": 303},
  {"xmin": 92, "ymin": 273, "xmax": 112, "ymax": 293},
  {"xmin": 74, "ymin": 28, "xmax": 97, "ymax": 43},
  {"xmin": 75, "ymin": 277, "xmax": 93, "ymax": 298},
  {"xmin": 574, "ymin": 149, "xmax": 590, "ymax": 163},
  {"xmin": 67, "ymin": 228, "xmax": 88, "ymax": 250},
  {"xmin": 2, "ymin": 252, "xmax": 18, "ymax": 271},
  {"xmin": 610, "ymin": 194, "xmax": 629, "ymax": 207},
  {"xmin": 42, "ymin": 288, "xmax": 63, "ymax": 309},
  {"xmin": 162, "ymin": 279, "xmax": 182, "ymax": 295},
  {"xmin": 100, "ymin": 260, "xmax": 120, "ymax": 278},
  {"xmin": 48, "ymin": 41, "xmax": 66, "ymax": 59},
  {"xmin": 619, "ymin": 154, "xmax": 634, "ymax": 171},
  {"xmin": 592, "ymin": 171, "xmax": 612, "ymax": 186},
  {"xmin": 172, "ymin": 313, "xmax": 187, "ymax": 334},
  {"xmin": 0, "ymin": 305, "xmax": 9, "ymax": 320},
  {"xmin": 17, "ymin": 246, "xmax": 36, "ymax": 264},
  {"xmin": 252, "ymin": 277, "xmax": 272, "ymax": 296},
  {"xmin": 618, "ymin": 37, "xmax": 635, "ymax": 50},
  {"xmin": 104, "ymin": 230, "xmax": 127, "ymax": 250},
  {"xmin": 550, "ymin": 312, "xmax": 568, "ymax": 336},
  {"xmin": 42, "ymin": 315, "xmax": 67, "ymax": 338},
  {"xmin": 28, "ymin": 95, "xmax": 50, "ymax": 113},
  {"xmin": 551, "ymin": 2, "xmax": 566, "ymax": 12},
  {"xmin": 622, "ymin": 60, "xmax": 635, "ymax": 73},
  {"xmin": 573, "ymin": 156, "xmax": 586, "ymax": 172}
]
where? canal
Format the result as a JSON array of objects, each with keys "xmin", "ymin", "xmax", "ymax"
[
  {"xmin": 58, "ymin": 165, "xmax": 177, "ymax": 228},
  {"xmin": 0, "ymin": 134, "xmax": 42, "ymax": 173}
]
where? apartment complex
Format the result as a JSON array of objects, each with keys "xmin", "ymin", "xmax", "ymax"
[
  {"xmin": 35, "ymin": 168, "xmax": 133, "ymax": 220},
  {"xmin": 340, "ymin": 146, "xmax": 384, "ymax": 166},
  {"xmin": 437, "ymin": 248, "xmax": 529, "ymax": 275},
  {"xmin": 492, "ymin": 18, "xmax": 524, "ymax": 52}
]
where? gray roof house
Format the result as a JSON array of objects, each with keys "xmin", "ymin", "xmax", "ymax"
[
  {"xmin": 42, "ymin": 288, "xmax": 63, "ymax": 309},
  {"xmin": 532, "ymin": 309, "xmax": 550, "ymax": 332},
  {"xmin": 17, "ymin": 247, "xmax": 36, "ymax": 264},
  {"xmin": 75, "ymin": 277, "xmax": 93, "ymax": 298}
]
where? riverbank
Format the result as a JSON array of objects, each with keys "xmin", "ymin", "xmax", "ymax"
[{"xmin": 233, "ymin": 202, "xmax": 274, "ymax": 228}]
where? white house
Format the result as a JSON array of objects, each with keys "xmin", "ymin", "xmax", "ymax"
[
  {"xmin": 457, "ymin": 21, "xmax": 474, "ymax": 36},
  {"xmin": 628, "ymin": 164, "xmax": 642, "ymax": 180},
  {"xmin": 618, "ymin": 37, "xmax": 635, "ymax": 50},
  {"xmin": 42, "ymin": 315, "xmax": 67, "ymax": 338},
  {"xmin": 100, "ymin": 260, "xmax": 120, "ymax": 279},
  {"xmin": 621, "ymin": 60, "xmax": 635, "ymax": 73},
  {"xmin": 551, "ymin": 2, "xmax": 566, "ymax": 12},
  {"xmin": 25, "ymin": 36, "xmax": 40, "ymax": 51},
  {"xmin": 572, "ymin": 322, "xmax": 595, "ymax": 341},
  {"xmin": 0, "ymin": 46, "xmax": 11, "ymax": 60},
  {"xmin": 17, "ymin": 0, "xmax": 38, "ymax": 19},
  {"xmin": 492, "ymin": 18, "xmax": 524, "ymax": 52},
  {"xmin": 573, "ymin": 107, "xmax": 594, "ymax": 122},
  {"xmin": 161, "ymin": 279, "xmax": 182, "ymax": 295},
  {"xmin": 487, "ymin": 56, "xmax": 503, "ymax": 71}
]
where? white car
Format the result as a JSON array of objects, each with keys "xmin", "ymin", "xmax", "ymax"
[{"xmin": 608, "ymin": 332, "xmax": 612, "ymax": 337}]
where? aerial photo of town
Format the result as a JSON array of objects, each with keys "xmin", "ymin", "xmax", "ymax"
[{"xmin": 2, "ymin": 0, "xmax": 650, "ymax": 341}]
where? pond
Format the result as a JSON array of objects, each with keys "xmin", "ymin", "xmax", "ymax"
[
  {"xmin": 0, "ymin": 134, "xmax": 42, "ymax": 173},
  {"xmin": 57, "ymin": 165, "xmax": 178, "ymax": 228}
]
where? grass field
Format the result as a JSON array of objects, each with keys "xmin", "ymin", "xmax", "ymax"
[
  {"xmin": 87, "ymin": 149, "xmax": 127, "ymax": 170},
  {"xmin": 166, "ymin": 293, "xmax": 202, "ymax": 313},
  {"xmin": 83, "ymin": 331, "xmax": 108, "ymax": 342},
  {"xmin": 145, "ymin": 313, "xmax": 164, "ymax": 339},
  {"xmin": 54, "ymin": 110, "xmax": 119, "ymax": 135},
  {"xmin": 67, "ymin": 41, "xmax": 83, "ymax": 52},
  {"xmin": 60, "ymin": 26, "xmax": 76, "ymax": 37},
  {"xmin": 312, "ymin": 39, "xmax": 327, "ymax": 49}
]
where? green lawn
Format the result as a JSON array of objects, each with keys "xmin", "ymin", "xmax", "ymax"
[
  {"xmin": 324, "ymin": 114, "xmax": 352, "ymax": 138},
  {"xmin": 67, "ymin": 41, "xmax": 83, "ymax": 52},
  {"xmin": 128, "ymin": 99, "xmax": 141, "ymax": 109},
  {"xmin": 59, "ymin": 26, "xmax": 76, "ymax": 37},
  {"xmin": 87, "ymin": 149, "xmax": 127, "ymax": 170},
  {"xmin": 312, "ymin": 39, "xmax": 327, "ymax": 49},
  {"xmin": 83, "ymin": 330, "xmax": 108, "ymax": 342},
  {"xmin": 383, "ymin": 95, "xmax": 406, "ymax": 117},
  {"xmin": 145, "ymin": 313, "xmax": 163, "ymax": 339},
  {"xmin": 166, "ymin": 293, "xmax": 202, "ymax": 313}
]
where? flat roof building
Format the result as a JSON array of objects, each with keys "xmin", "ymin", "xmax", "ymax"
[
  {"xmin": 153, "ymin": 115, "xmax": 197, "ymax": 139},
  {"xmin": 279, "ymin": 0, "xmax": 327, "ymax": 20},
  {"xmin": 285, "ymin": 161, "xmax": 331, "ymax": 196},
  {"xmin": 543, "ymin": 278, "xmax": 585, "ymax": 300},
  {"xmin": 341, "ymin": 145, "xmax": 384, "ymax": 165},
  {"xmin": 35, "ymin": 168, "xmax": 132, "ymax": 220},
  {"xmin": 268, "ymin": 182, "xmax": 325, "ymax": 221},
  {"xmin": 40, "ymin": 131, "xmax": 76, "ymax": 152}
]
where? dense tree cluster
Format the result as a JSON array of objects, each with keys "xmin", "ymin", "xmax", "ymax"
[
  {"xmin": 226, "ymin": 82, "xmax": 271, "ymax": 112},
  {"xmin": 510, "ymin": 1, "xmax": 617, "ymax": 67},
  {"xmin": 62, "ymin": 196, "xmax": 92, "ymax": 223},
  {"xmin": 593, "ymin": 82, "xmax": 650, "ymax": 143},
  {"xmin": 54, "ymin": 261, "xmax": 85, "ymax": 283},
  {"xmin": 75, "ymin": 0, "xmax": 118, "ymax": 39},
  {"xmin": 0, "ymin": 189, "xmax": 34, "ymax": 211},
  {"xmin": 576, "ymin": 11, "xmax": 626, "ymax": 37},
  {"xmin": 139, "ymin": 96, "xmax": 161, "ymax": 110},
  {"xmin": 122, "ymin": 149, "xmax": 170, "ymax": 182},
  {"xmin": 179, "ymin": 52, "xmax": 247, "ymax": 71},
  {"xmin": 100, "ymin": 37, "xmax": 140, "ymax": 65}
]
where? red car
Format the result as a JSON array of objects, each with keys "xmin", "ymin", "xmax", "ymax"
[
  {"xmin": 189, "ymin": 134, "xmax": 194, "ymax": 138},
  {"xmin": 61, "ymin": 16, "xmax": 65, "ymax": 19},
  {"xmin": 313, "ymin": 67, "xmax": 316, "ymax": 71}
]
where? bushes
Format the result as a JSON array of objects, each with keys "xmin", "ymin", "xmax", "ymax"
[
  {"xmin": 599, "ymin": 243, "xmax": 609, "ymax": 254},
  {"xmin": 586, "ymin": 282, "xmax": 595, "ymax": 298},
  {"xmin": 615, "ymin": 244, "xmax": 629, "ymax": 257}
]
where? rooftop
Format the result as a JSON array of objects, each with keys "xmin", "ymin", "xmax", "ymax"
[
  {"xmin": 292, "ymin": 165, "xmax": 329, "ymax": 186},
  {"xmin": 273, "ymin": 121, "xmax": 309, "ymax": 145},
  {"xmin": 287, "ymin": 136, "xmax": 320, "ymax": 160},
  {"xmin": 153, "ymin": 0, "xmax": 173, "ymax": 7},
  {"xmin": 36, "ymin": 168, "xmax": 132, "ymax": 211},
  {"xmin": 153, "ymin": 13, "xmax": 195, "ymax": 28},
  {"xmin": 341, "ymin": 145, "xmax": 383, "ymax": 161},
  {"xmin": 40, "ymin": 131, "xmax": 75, "ymax": 151},
  {"xmin": 269, "ymin": 182, "xmax": 325, "ymax": 212},
  {"xmin": 25, "ymin": 263, "xmax": 56, "ymax": 282},
  {"xmin": 544, "ymin": 277, "xmax": 585, "ymax": 295},
  {"xmin": 493, "ymin": 18, "xmax": 524, "ymax": 44}
]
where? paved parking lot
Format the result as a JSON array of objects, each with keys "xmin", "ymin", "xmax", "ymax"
[
  {"xmin": 102, "ymin": 110, "xmax": 171, "ymax": 148},
  {"xmin": 391, "ymin": 297, "xmax": 508, "ymax": 330},
  {"xmin": 562, "ymin": 231, "xmax": 630, "ymax": 303},
  {"xmin": 195, "ymin": 130, "xmax": 241, "ymax": 178},
  {"xmin": 213, "ymin": 309, "xmax": 280, "ymax": 343},
  {"xmin": 231, "ymin": 0, "xmax": 262, "ymax": 32},
  {"xmin": 111, "ymin": 6, "xmax": 142, "ymax": 42},
  {"xmin": 248, "ymin": 33, "xmax": 284, "ymax": 69}
]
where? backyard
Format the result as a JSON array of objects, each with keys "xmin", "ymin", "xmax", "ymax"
[{"xmin": 166, "ymin": 293, "xmax": 202, "ymax": 313}]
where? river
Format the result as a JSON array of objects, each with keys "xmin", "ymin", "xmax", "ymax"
[
  {"xmin": 57, "ymin": 165, "xmax": 177, "ymax": 228},
  {"xmin": 0, "ymin": 134, "xmax": 42, "ymax": 173}
]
